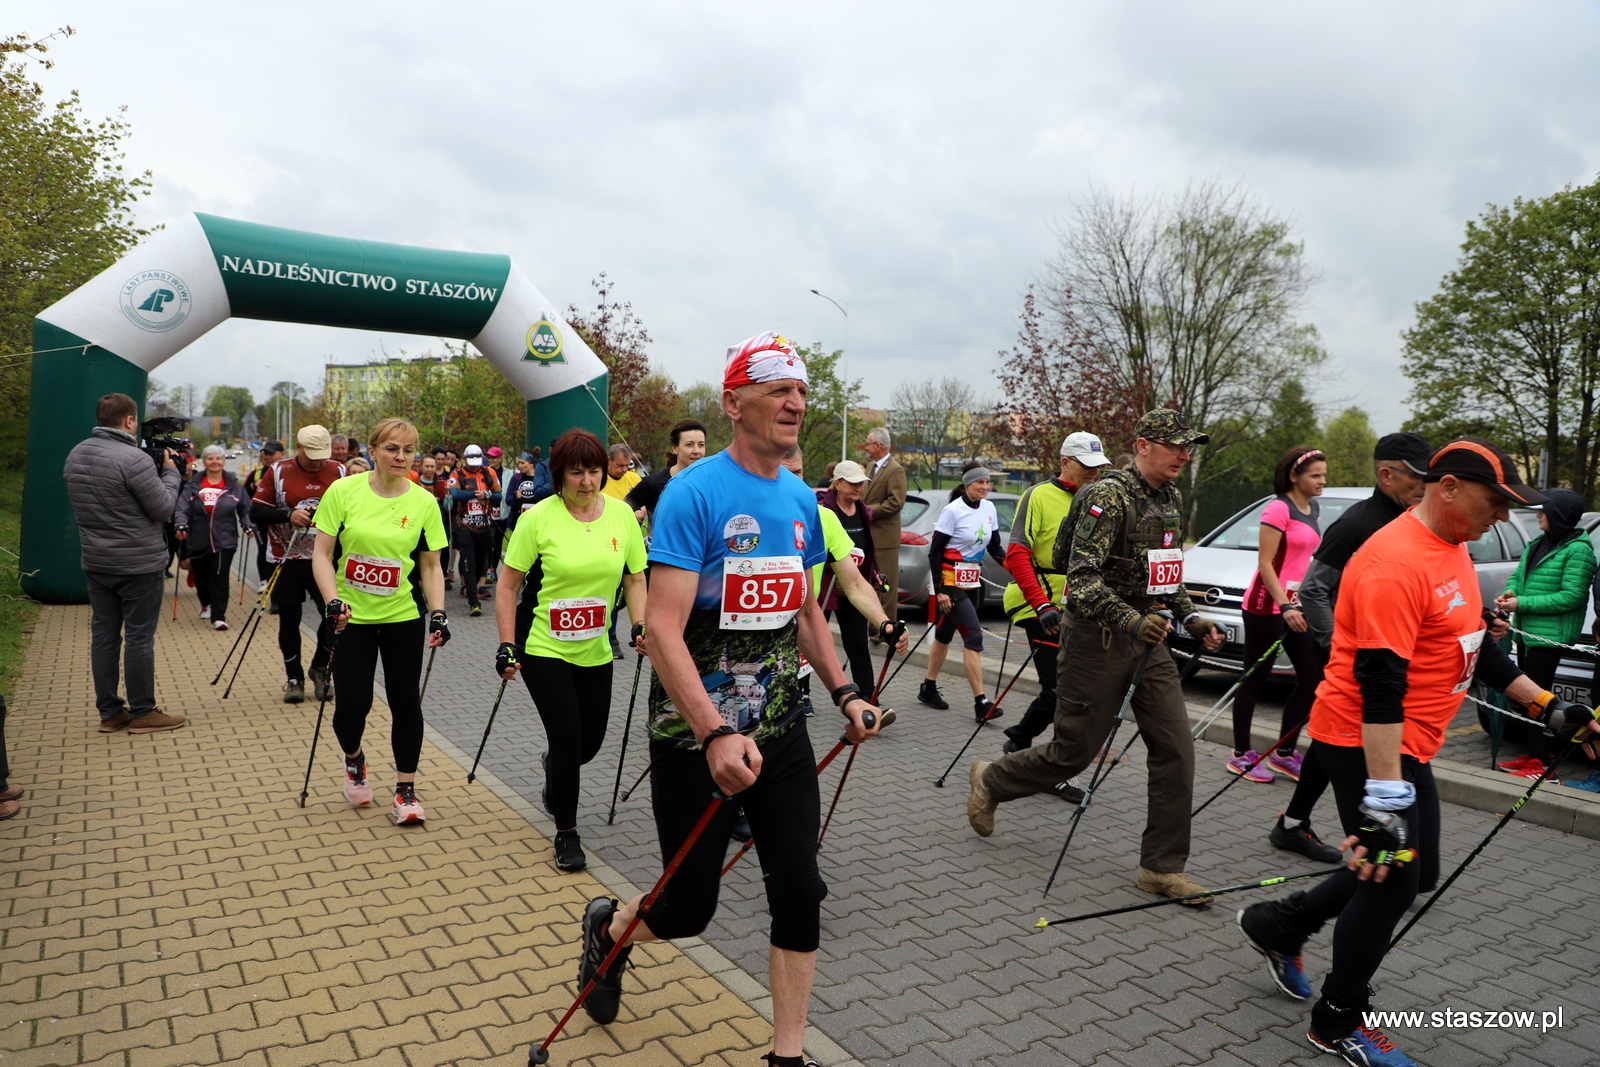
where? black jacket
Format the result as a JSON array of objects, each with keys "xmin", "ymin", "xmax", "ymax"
[{"xmin": 1298, "ymin": 486, "xmax": 1409, "ymax": 648}]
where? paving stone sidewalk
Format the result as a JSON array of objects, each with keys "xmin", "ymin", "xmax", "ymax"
[
  {"xmin": 0, "ymin": 584, "xmax": 790, "ymax": 1067},
  {"xmin": 412, "ymin": 591, "xmax": 1600, "ymax": 1067}
]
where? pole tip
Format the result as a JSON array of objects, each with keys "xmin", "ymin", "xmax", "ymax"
[
  {"xmin": 466, "ymin": 775, "xmax": 476, "ymax": 784},
  {"xmin": 528, "ymin": 1046, "xmax": 550, "ymax": 1065},
  {"xmin": 1034, "ymin": 918, "xmax": 1050, "ymax": 928},
  {"xmin": 933, "ymin": 779, "xmax": 945, "ymax": 787}
]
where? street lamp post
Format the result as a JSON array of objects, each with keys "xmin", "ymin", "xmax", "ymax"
[{"xmin": 810, "ymin": 289, "xmax": 849, "ymax": 463}]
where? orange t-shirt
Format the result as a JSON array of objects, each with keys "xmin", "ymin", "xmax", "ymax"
[{"xmin": 1310, "ymin": 509, "xmax": 1485, "ymax": 763}]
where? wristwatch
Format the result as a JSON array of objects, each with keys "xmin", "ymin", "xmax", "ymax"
[{"xmin": 700, "ymin": 725, "xmax": 738, "ymax": 750}]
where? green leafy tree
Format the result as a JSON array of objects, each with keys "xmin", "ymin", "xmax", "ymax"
[
  {"xmin": 1211, "ymin": 378, "xmax": 1319, "ymax": 486},
  {"xmin": 670, "ymin": 382, "xmax": 733, "ymax": 469},
  {"xmin": 1322, "ymin": 407, "xmax": 1377, "ymax": 487},
  {"xmin": 565, "ymin": 274, "xmax": 678, "ymax": 456},
  {"xmin": 793, "ymin": 344, "xmax": 868, "ymax": 471},
  {"xmin": 379, "ymin": 346, "xmax": 524, "ymax": 453},
  {"xmin": 1403, "ymin": 179, "xmax": 1600, "ymax": 503},
  {"xmin": 203, "ymin": 385, "xmax": 255, "ymax": 433},
  {"xmin": 0, "ymin": 28, "xmax": 153, "ymax": 465}
]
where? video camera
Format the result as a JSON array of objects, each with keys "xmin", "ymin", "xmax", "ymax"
[{"xmin": 140, "ymin": 416, "xmax": 195, "ymax": 478}]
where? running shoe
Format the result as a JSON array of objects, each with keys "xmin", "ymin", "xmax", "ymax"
[
  {"xmin": 199, "ymin": 606, "xmax": 211, "ymax": 620},
  {"xmin": 212, "ymin": 619, "xmax": 228, "ymax": 631},
  {"xmin": 1227, "ymin": 750, "xmax": 1274, "ymax": 783},
  {"xmin": 308, "ymin": 666, "xmax": 333, "ymax": 703},
  {"xmin": 1268, "ymin": 813, "xmax": 1343, "ymax": 864},
  {"xmin": 1266, "ymin": 750, "xmax": 1303, "ymax": 780},
  {"xmin": 283, "ymin": 679, "xmax": 305, "ymax": 704},
  {"xmin": 578, "ymin": 896, "xmax": 633, "ymax": 1024},
  {"xmin": 342, "ymin": 757, "xmax": 372, "ymax": 807},
  {"xmin": 391, "ymin": 784, "xmax": 425, "ymax": 825},
  {"xmin": 1497, "ymin": 754, "xmax": 1544, "ymax": 772},
  {"xmin": 1049, "ymin": 778, "xmax": 1085, "ymax": 804},
  {"xmin": 1566, "ymin": 770, "xmax": 1600, "ymax": 792},
  {"xmin": 470, "ymin": 605, "xmax": 482, "ymax": 617},
  {"xmin": 1505, "ymin": 764, "xmax": 1559, "ymax": 784},
  {"xmin": 1237, "ymin": 906, "xmax": 1312, "ymax": 999},
  {"xmin": 553, "ymin": 830, "xmax": 586, "ymax": 871},
  {"xmin": 974, "ymin": 696, "xmax": 1001, "ymax": 724},
  {"xmin": 918, "ymin": 680, "xmax": 949, "ymax": 710},
  {"xmin": 1307, "ymin": 1026, "xmax": 1418, "ymax": 1066}
]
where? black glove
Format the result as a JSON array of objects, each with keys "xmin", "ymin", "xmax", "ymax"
[
  {"xmin": 495, "ymin": 641, "xmax": 519, "ymax": 675},
  {"xmin": 877, "ymin": 619, "xmax": 906, "ymax": 645},
  {"xmin": 1125, "ymin": 612, "xmax": 1169, "ymax": 646},
  {"xmin": 429, "ymin": 609, "xmax": 451, "ymax": 647},
  {"xmin": 1542, "ymin": 699, "xmax": 1596, "ymax": 741},
  {"xmin": 325, "ymin": 599, "xmax": 347, "ymax": 621},
  {"xmin": 630, "ymin": 622, "xmax": 645, "ymax": 648},
  {"xmin": 1354, "ymin": 804, "xmax": 1411, "ymax": 868},
  {"xmin": 1036, "ymin": 606, "xmax": 1062, "ymax": 633}
]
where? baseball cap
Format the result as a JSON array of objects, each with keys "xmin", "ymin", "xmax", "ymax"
[
  {"xmin": 297, "ymin": 425, "xmax": 332, "ymax": 460},
  {"xmin": 463, "ymin": 444, "xmax": 485, "ymax": 467},
  {"xmin": 1373, "ymin": 432, "xmax": 1431, "ymax": 475},
  {"xmin": 831, "ymin": 460, "xmax": 870, "ymax": 484},
  {"xmin": 486, "ymin": 446, "xmax": 503, "ymax": 458},
  {"xmin": 1132, "ymin": 410, "xmax": 1209, "ymax": 447},
  {"xmin": 1425, "ymin": 437, "xmax": 1547, "ymax": 505},
  {"xmin": 261, "ymin": 440, "xmax": 285, "ymax": 454},
  {"xmin": 1060, "ymin": 431, "xmax": 1111, "ymax": 467}
]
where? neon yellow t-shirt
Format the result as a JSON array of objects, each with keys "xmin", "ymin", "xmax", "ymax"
[
  {"xmin": 814, "ymin": 505, "xmax": 859, "ymax": 595},
  {"xmin": 602, "ymin": 469, "xmax": 641, "ymax": 502},
  {"xmin": 313, "ymin": 474, "xmax": 449, "ymax": 626},
  {"xmin": 501, "ymin": 494, "xmax": 648, "ymax": 666}
]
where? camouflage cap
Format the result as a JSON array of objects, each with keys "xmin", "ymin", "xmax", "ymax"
[{"xmin": 1133, "ymin": 409, "xmax": 1209, "ymax": 447}]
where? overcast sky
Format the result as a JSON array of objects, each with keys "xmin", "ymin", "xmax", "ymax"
[{"xmin": 17, "ymin": 1, "xmax": 1600, "ymax": 437}]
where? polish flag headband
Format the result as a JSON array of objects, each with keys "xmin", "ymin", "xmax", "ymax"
[{"xmin": 723, "ymin": 331, "xmax": 807, "ymax": 390}]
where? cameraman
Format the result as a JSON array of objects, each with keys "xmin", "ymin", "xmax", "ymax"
[{"xmin": 63, "ymin": 393, "xmax": 187, "ymax": 734}]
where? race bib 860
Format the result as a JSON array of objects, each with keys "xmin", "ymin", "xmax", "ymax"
[{"xmin": 344, "ymin": 554, "xmax": 402, "ymax": 596}]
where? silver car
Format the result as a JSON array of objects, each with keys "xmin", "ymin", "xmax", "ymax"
[
  {"xmin": 1170, "ymin": 488, "xmax": 1530, "ymax": 675},
  {"xmin": 896, "ymin": 490, "xmax": 1018, "ymax": 613}
]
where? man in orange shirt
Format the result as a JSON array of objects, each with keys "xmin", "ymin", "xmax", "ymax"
[{"xmin": 1237, "ymin": 438, "xmax": 1596, "ymax": 1066}]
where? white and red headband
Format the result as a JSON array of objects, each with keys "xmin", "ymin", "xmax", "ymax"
[{"xmin": 723, "ymin": 331, "xmax": 807, "ymax": 391}]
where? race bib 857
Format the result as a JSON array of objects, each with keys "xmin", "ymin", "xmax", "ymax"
[{"xmin": 722, "ymin": 555, "xmax": 805, "ymax": 629}]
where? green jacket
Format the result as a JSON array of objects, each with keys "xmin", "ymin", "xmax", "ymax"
[{"xmin": 1503, "ymin": 530, "xmax": 1597, "ymax": 648}]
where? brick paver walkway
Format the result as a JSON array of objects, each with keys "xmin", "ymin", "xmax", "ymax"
[{"xmin": 0, "ymin": 582, "xmax": 783, "ymax": 1067}]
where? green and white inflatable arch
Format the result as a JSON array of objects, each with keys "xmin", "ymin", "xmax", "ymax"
[{"xmin": 24, "ymin": 212, "xmax": 608, "ymax": 603}]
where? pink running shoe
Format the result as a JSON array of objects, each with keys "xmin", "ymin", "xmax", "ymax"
[
  {"xmin": 342, "ymin": 759, "xmax": 372, "ymax": 807},
  {"xmin": 391, "ymin": 784, "xmax": 425, "ymax": 825},
  {"xmin": 1227, "ymin": 751, "xmax": 1274, "ymax": 783},
  {"xmin": 1266, "ymin": 750, "xmax": 1303, "ymax": 781}
]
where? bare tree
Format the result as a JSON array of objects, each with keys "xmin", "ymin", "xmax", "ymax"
[
  {"xmin": 1043, "ymin": 181, "xmax": 1326, "ymax": 505},
  {"xmin": 890, "ymin": 376, "xmax": 980, "ymax": 485}
]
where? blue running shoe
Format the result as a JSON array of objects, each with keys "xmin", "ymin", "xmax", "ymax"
[
  {"xmin": 1237, "ymin": 907, "xmax": 1312, "ymax": 999},
  {"xmin": 1307, "ymin": 1025, "xmax": 1418, "ymax": 1066},
  {"xmin": 1566, "ymin": 770, "xmax": 1600, "ymax": 793}
]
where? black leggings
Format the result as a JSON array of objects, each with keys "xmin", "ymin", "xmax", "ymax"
[
  {"xmin": 643, "ymin": 721, "xmax": 825, "ymax": 953},
  {"xmin": 934, "ymin": 593, "xmax": 983, "ymax": 652},
  {"xmin": 827, "ymin": 597, "xmax": 874, "ymax": 697},
  {"xmin": 273, "ymin": 560, "xmax": 331, "ymax": 683},
  {"xmin": 522, "ymin": 655, "xmax": 614, "ymax": 830},
  {"xmin": 332, "ymin": 617, "xmax": 427, "ymax": 775},
  {"xmin": 453, "ymin": 527, "xmax": 492, "ymax": 606},
  {"xmin": 1006, "ymin": 616, "xmax": 1061, "ymax": 744},
  {"xmin": 188, "ymin": 548, "xmax": 235, "ymax": 623},
  {"xmin": 1289, "ymin": 740, "xmax": 1439, "ymax": 1014},
  {"xmin": 1232, "ymin": 610, "xmax": 1324, "ymax": 754}
]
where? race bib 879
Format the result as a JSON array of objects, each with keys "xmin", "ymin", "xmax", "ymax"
[{"xmin": 1145, "ymin": 547, "xmax": 1183, "ymax": 595}]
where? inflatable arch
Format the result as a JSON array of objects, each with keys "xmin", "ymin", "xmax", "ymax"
[{"xmin": 22, "ymin": 212, "xmax": 608, "ymax": 603}]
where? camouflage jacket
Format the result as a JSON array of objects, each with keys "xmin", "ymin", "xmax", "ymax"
[{"xmin": 1053, "ymin": 468, "xmax": 1198, "ymax": 629}]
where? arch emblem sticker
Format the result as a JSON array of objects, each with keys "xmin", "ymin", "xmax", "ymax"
[
  {"xmin": 524, "ymin": 318, "xmax": 565, "ymax": 365},
  {"xmin": 120, "ymin": 270, "xmax": 192, "ymax": 333}
]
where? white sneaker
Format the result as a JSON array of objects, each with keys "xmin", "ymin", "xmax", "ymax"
[
  {"xmin": 199, "ymin": 607, "xmax": 211, "ymax": 620},
  {"xmin": 342, "ymin": 759, "xmax": 373, "ymax": 807},
  {"xmin": 391, "ymin": 785, "xmax": 425, "ymax": 825},
  {"xmin": 213, "ymin": 619, "xmax": 228, "ymax": 631}
]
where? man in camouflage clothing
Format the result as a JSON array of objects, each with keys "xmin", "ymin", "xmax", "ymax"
[{"xmin": 966, "ymin": 409, "xmax": 1225, "ymax": 902}]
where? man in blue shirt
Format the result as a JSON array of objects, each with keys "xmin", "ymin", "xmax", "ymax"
[{"xmin": 572, "ymin": 332, "xmax": 887, "ymax": 1067}]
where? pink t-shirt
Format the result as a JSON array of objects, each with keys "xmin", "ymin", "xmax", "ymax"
[{"xmin": 1243, "ymin": 495, "xmax": 1321, "ymax": 615}]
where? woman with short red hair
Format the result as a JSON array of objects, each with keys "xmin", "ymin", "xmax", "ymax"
[{"xmin": 494, "ymin": 428, "xmax": 649, "ymax": 871}]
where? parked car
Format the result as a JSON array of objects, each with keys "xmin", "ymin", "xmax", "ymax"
[
  {"xmin": 896, "ymin": 490, "xmax": 1018, "ymax": 612},
  {"xmin": 1169, "ymin": 488, "xmax": 1531, "ymax": 675}
]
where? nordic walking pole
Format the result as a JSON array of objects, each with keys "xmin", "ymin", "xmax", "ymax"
[
  {"xmin": 1190, "ymin": 639, "xmax": 1283, "ymax": 739},
  {"xmin": 466, "ymin": 678, "xmax": 510, "ymax": 784},
  {"xmin": 607, "ymin": 654, "xmax": 646, "ymax": 822},
  {"xmin": 880, "ymin": 621, "xmax": 935, "ymax": 695},
  {"xmin": 995, "ymin": 617, "xmax": 1012, "ymax": 706},
  {"xmin": 214, "ymin": 528, "xmax": 300, "ymax": 687},
  {"xmin": 221, "ymin": 608, "xmax": 271, "ymax": 699},
  {"xmin": 171, "ymin": 557, "xmax": 181, "ymax": 621},
  {"xmin": 1034, "ymin": 865, "xmax": 1350, "ymax": 928},
  {"xmin": 1042, "ymin": 642, "xmax": 1155, "ymax": 898},
  {"xmin": 934, "ymin": 646, "xmax": 1038, "ymax": 787},
  {"xmin": 237, "ymin": 531, "xmax": 250, "ymax": 604},
  {"xmin": 1388, "ymin": 725, "xmax": 1591, "ymax": 951},
  {"xmin": 619, "ymin": 761, "xmax": 652, "ymax": 804},
  {"xmin": 528, "ymin": 790, "xmax": 732, "ymax": 1066},
  {"xmin": 817, "ymin": 743, "xmax": 860, "ymax": 848},
  {"xmin": 220, "ymin": 555, "xmax": 294, "ymax": 698},
  {"xmin": 297, "ymin": 627, "xmax": 344, "ymax": 808},
  {"xmin": 418, "ymin": 647, "xmax": 438, "ymax": 703},
  {"xmin": 815, "ymin": 633, "xmax": 902, "ymax": 847},
  {"xmin": 1191, "ymin": 711, "xmax": 1313, "ymax": 818}
]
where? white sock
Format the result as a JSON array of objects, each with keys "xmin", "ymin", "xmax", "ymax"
[{"xmin": 1281, "ymin": 815, "xmax": 1303, "ymax": 829}]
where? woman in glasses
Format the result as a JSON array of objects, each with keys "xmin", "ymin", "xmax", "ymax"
[{"xmin": 1230, "ymin": 447, "xmax": 1327, "ymax": 783}]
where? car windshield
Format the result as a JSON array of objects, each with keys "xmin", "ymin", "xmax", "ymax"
[
  {"xmin": 1202, "ymin": 495, "xmax": 1365, "ymax": 550},
  {"xmin": 993, "ymin": 498, "xmax": 1016, "ymax": 532}
]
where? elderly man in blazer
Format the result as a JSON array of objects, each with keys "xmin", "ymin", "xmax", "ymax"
[{"xmin": 859, "ymin": 427, "xmax": 908, "ymax": 618}]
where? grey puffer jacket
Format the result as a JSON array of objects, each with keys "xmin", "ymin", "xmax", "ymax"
[{"xmin": 64, "ymin": 426, "xmax": 182, "ymax": 575}]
